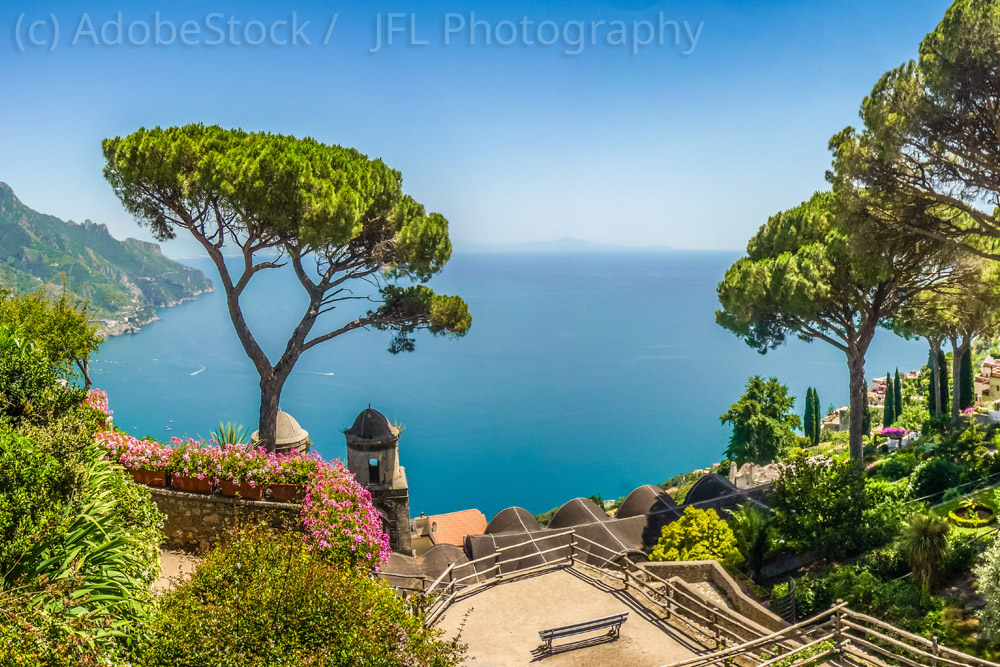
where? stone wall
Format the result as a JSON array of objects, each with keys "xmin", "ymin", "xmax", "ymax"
[{"xmin": 148, "ymin": 487, "xmax": 302, "ymax": 552}]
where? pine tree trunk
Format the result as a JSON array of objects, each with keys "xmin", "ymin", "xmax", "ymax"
[
  {"xmin": 257, "ymin": 375, "xmax": 286, "ymax": 453},
  {"xmin": 938, "ymin": 347, "xmax": 949, "ymax": 417},
  {"xmin": 950, "ymin": 335, "xmax": 965, "ymax": 423},
  {"xmin": 847, "ymin": 348, "xmax": 867, "ymax": 463}
]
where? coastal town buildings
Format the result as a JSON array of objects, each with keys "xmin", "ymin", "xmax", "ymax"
[
  {"xmin": 411, "ymin": 509, "xmax": 488, "ymax": 557},
  {"xmin": 975, "ymin": 356, "xmax": 1000, "ymax": 408}
]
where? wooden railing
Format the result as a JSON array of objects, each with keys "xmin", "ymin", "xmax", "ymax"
[
  {"xmin": 661, "ymin": 602, "xmax": 1000, "ymax": 667},
  {"xmin": 412, "ymin": 531, "xmax": 999, "ymax": 667},
  {"xmin": 421, "ymin": 527, "xmax": 779, "ymax": 643},
  {"xmin": 423, "ymin": 530, "xmax": 577, "ymax": 625}
]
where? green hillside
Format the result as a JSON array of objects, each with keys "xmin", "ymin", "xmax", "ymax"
[{"xmin": 0, "ymin": 182, "xmax": 213, "ymax": 335}]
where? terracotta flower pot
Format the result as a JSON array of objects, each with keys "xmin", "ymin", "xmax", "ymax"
[
  {"xmin": 129, "ymin": 468, "xmax": 167, "ymax": 488},
  {"xmin": 270, "ymin": 483, "xmax": 305, "ymax": 502},
  {"xmin": 220, "ymin": 480, "xmax": 264, "ymax": 500},
  {"xmin": 173, "ymin": 474, "xmax": 213, "ymax": 494}
]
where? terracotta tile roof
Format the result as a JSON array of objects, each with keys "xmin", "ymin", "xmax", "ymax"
[{"xmin": 427, "ymin": 509, "xmax": 488, "ymax": 547}]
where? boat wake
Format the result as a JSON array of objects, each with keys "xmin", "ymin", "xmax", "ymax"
[{"xmin": 190, "ymin": 365, "xmax": 206, "ymax": 376}]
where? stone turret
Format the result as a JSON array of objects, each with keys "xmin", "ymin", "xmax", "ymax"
[{"xmin": 345, "ymin": 407, "xmax": 412, "ymax": 556}]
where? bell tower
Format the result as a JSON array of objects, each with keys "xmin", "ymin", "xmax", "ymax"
[{"xmin": 345, "ymin": 407, "xmax": 412, "ymax": 556}]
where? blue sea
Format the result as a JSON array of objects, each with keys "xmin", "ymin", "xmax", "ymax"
[{"xmin": 92, "ymin": 252, "xmax": 928, "ymax": 519}]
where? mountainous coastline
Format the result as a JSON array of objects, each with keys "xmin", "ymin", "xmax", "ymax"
[{"xmin": 0, "ymin": 182, "xmax": 213, "ymax": 336}]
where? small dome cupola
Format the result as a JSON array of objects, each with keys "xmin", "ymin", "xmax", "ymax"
[
  {"xmin": 345, "ymin": 406, "xmax": 402, "ymax": 487},
  {"xmin": 347, "ymin": 408, "xmax": 394, "ymax": 441},
  {"xmin": 251, "ymin": 411, "xmax": 311, "ymax": 454}
]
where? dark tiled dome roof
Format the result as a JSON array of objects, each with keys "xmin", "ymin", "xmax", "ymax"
[
  {"xmin": 348, "ymin": 408, "xmax": 393, "ymax": 439},
  {"xmin": 548, "ymin": 497, "xmax": 609, "ymax": 529},
  {"xmin": 485, "ymin": 507, "xmax": 541, "ymax": 535},
  {"xmin": 684, "ymin": 474, "xmax": 738, "ymax": 505},
  {"xmin": 617, "ymin": 485, "xmax": 678, "ymax": 518}
]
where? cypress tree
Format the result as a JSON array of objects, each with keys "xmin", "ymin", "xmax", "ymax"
[
  {"xmin": 960, "ymin": 349, "xmax": 975, "ymax": 410},
  {"xmin": 927, "ymin": 349, "xmax": 938, "ymax": 417},
  {"xmin": 883, "ymin": 372, "xmax": 895, "ymax": 427},
  {"xmin": 803, "ymin": 387, "xmax": 815, "ymax": 445},
  {"xmin": 938, "ymin": 348, "xmax": 949, "ymax": 416},
  {"xmin": 894, "ymin": 368, "xmax": 903, "ymax": 423},
  {"xmin": 811, "ymin": 388, "xmax": 821, "ymax": 444}
]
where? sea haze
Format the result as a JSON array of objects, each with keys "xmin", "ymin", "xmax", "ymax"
[{"xmin": 92, "ymin": 251, "xmax": 928, "ymax": 518}]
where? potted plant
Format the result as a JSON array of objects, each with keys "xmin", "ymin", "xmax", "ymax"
[
  {"xmin": 123, "ymin": 437, "xmax": 171, "ymax": 488},
  {"xmin": 97, "ymin": 431, "xmax": 171, "ymax": 487},
  {"xmin": 269, "ymin": 453, "xmax": 316, "ymax": 502},
  {"xmin": 217, "ymin": 444, "xmax": 268, "ymax": 500},
  {"xmin": 167, "ymin": 440, "xmax": 217, "ymax": 494}
]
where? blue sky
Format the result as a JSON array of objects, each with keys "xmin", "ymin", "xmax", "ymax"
[{"xmin": 1, "ymin": 0, "xmax": 951, "ymax": 253}]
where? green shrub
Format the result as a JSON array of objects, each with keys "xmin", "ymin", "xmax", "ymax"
[
  {"xmin": 0, "ymin": 328, "xmax": 85, "ymax": 425},
  {"xmin": 650, "ymin": 506, "xmax": 741, "ymax": 564},
  {"xmin": 942, "ymin": 487, "xmax": 963, "ymax": 503},
  {"xmin": 945, "ymin": 535, "xmax": 987, "ymax": 579},
  {"xmin": 0, "ymin": 428, "xmax": 73, "ymax": 573},
  {"xmin": 0, "ymin": 587, "xmax": 112, "ymax": 667},
  {"xmin": 856, "ymin": 544, "xmax": 908, "ymax": 580},
  {"xmin": 769, "ymin": 455, "xmax": 903, "ymax": 559},
  {"xmin": 793, "ymin": 565, "xmax": 928, "ymax": 623},
  {"xmin": 879, "ymin": 452, "xmax": 917, "ymax": 481},
  {"xmin": 0, "ymin": 350, "xmax": 162, "ymax": 658},
  {"xmin": 862, "ymin": 479, "xmax": 910, "ymax": 547},
  {"xmin": 911, "ymin": 458, "xmax": 967, "ymax": 501},
  {"xmin": 141, "ymin": 524, "xmax": 464, "ymax": 667}
]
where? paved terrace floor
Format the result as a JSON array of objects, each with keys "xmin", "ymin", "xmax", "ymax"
[{"xmin": 436, "ymin": 566, "xmax": 709, "ymax": 667}]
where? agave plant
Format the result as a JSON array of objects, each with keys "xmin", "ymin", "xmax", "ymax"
[{"xmin": 208, "ymin": 421, "xmax": 249, "ymax": 447}]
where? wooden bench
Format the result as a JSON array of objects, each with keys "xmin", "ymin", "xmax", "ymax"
[{"xmin": 538, "ymin": 612, "xmax": 628, "ymax": 651}]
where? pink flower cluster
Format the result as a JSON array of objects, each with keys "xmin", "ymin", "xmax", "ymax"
[
  {"xmin": 880, "ymin": 427, "xmax": 909, "ymax": 438},
  {"xmin": 95, "ymin": 430, "xmax": 169, "ymax": 470},
  {"xmin": 301, "ymin": 460, "xmax": 392, "ymax": 571},
  {"xmin": 94, "ymin": 430, "xmax": 389, "ymax": 570},
  {"xmin": 85, "ymin": 388, "xmax": 112, "ymax": 416},
  {"xmin": 89, "ymin": 390, "xmax": 389, "ymax": 571}
]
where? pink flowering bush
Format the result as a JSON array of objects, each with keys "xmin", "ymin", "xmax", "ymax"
[
  {"xmin": 167, "ymin": 438, "xmax": 219, "ymax": 484},
  {"xmin": 881, "ymin": 427, "xmax": 909, "ymax": 438},
  {"xmin": 96, "ymin": 430, "xmax": 172, "ymax": 470},
  {"xmin": 268, "ymin": 450, "xmax": 322, "ymax": 485},
  {"xmin": 84, "ymin": 388, "xmax": 112, "ymax": 416},
  {"xmin": 215, "ymin": 444, "xmax": 270, "ymax": 487},
  {"xmin": 301, "ymin": 460, "xmax": 391, "ymax": 570},
  {"xmin": 89, "ymin": 388, "xmax": 391, "ymax": 571}
]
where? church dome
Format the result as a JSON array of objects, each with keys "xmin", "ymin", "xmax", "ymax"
[
  {"xmin": 348, "ymin": 408, "xmax": 394, "ymax": 439},
  {"xmin": 251, "ymin": 411, "xmax": 310, "ymax": 453}
]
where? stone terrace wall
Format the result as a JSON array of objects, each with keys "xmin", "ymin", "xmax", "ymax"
[
  {"xmin": 639, "ymin": 560, "xmax": 786, "ymax": 633},
  {"xmin": 149, "ymin": 487, "xmax": 302, "ymax": 552}
]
